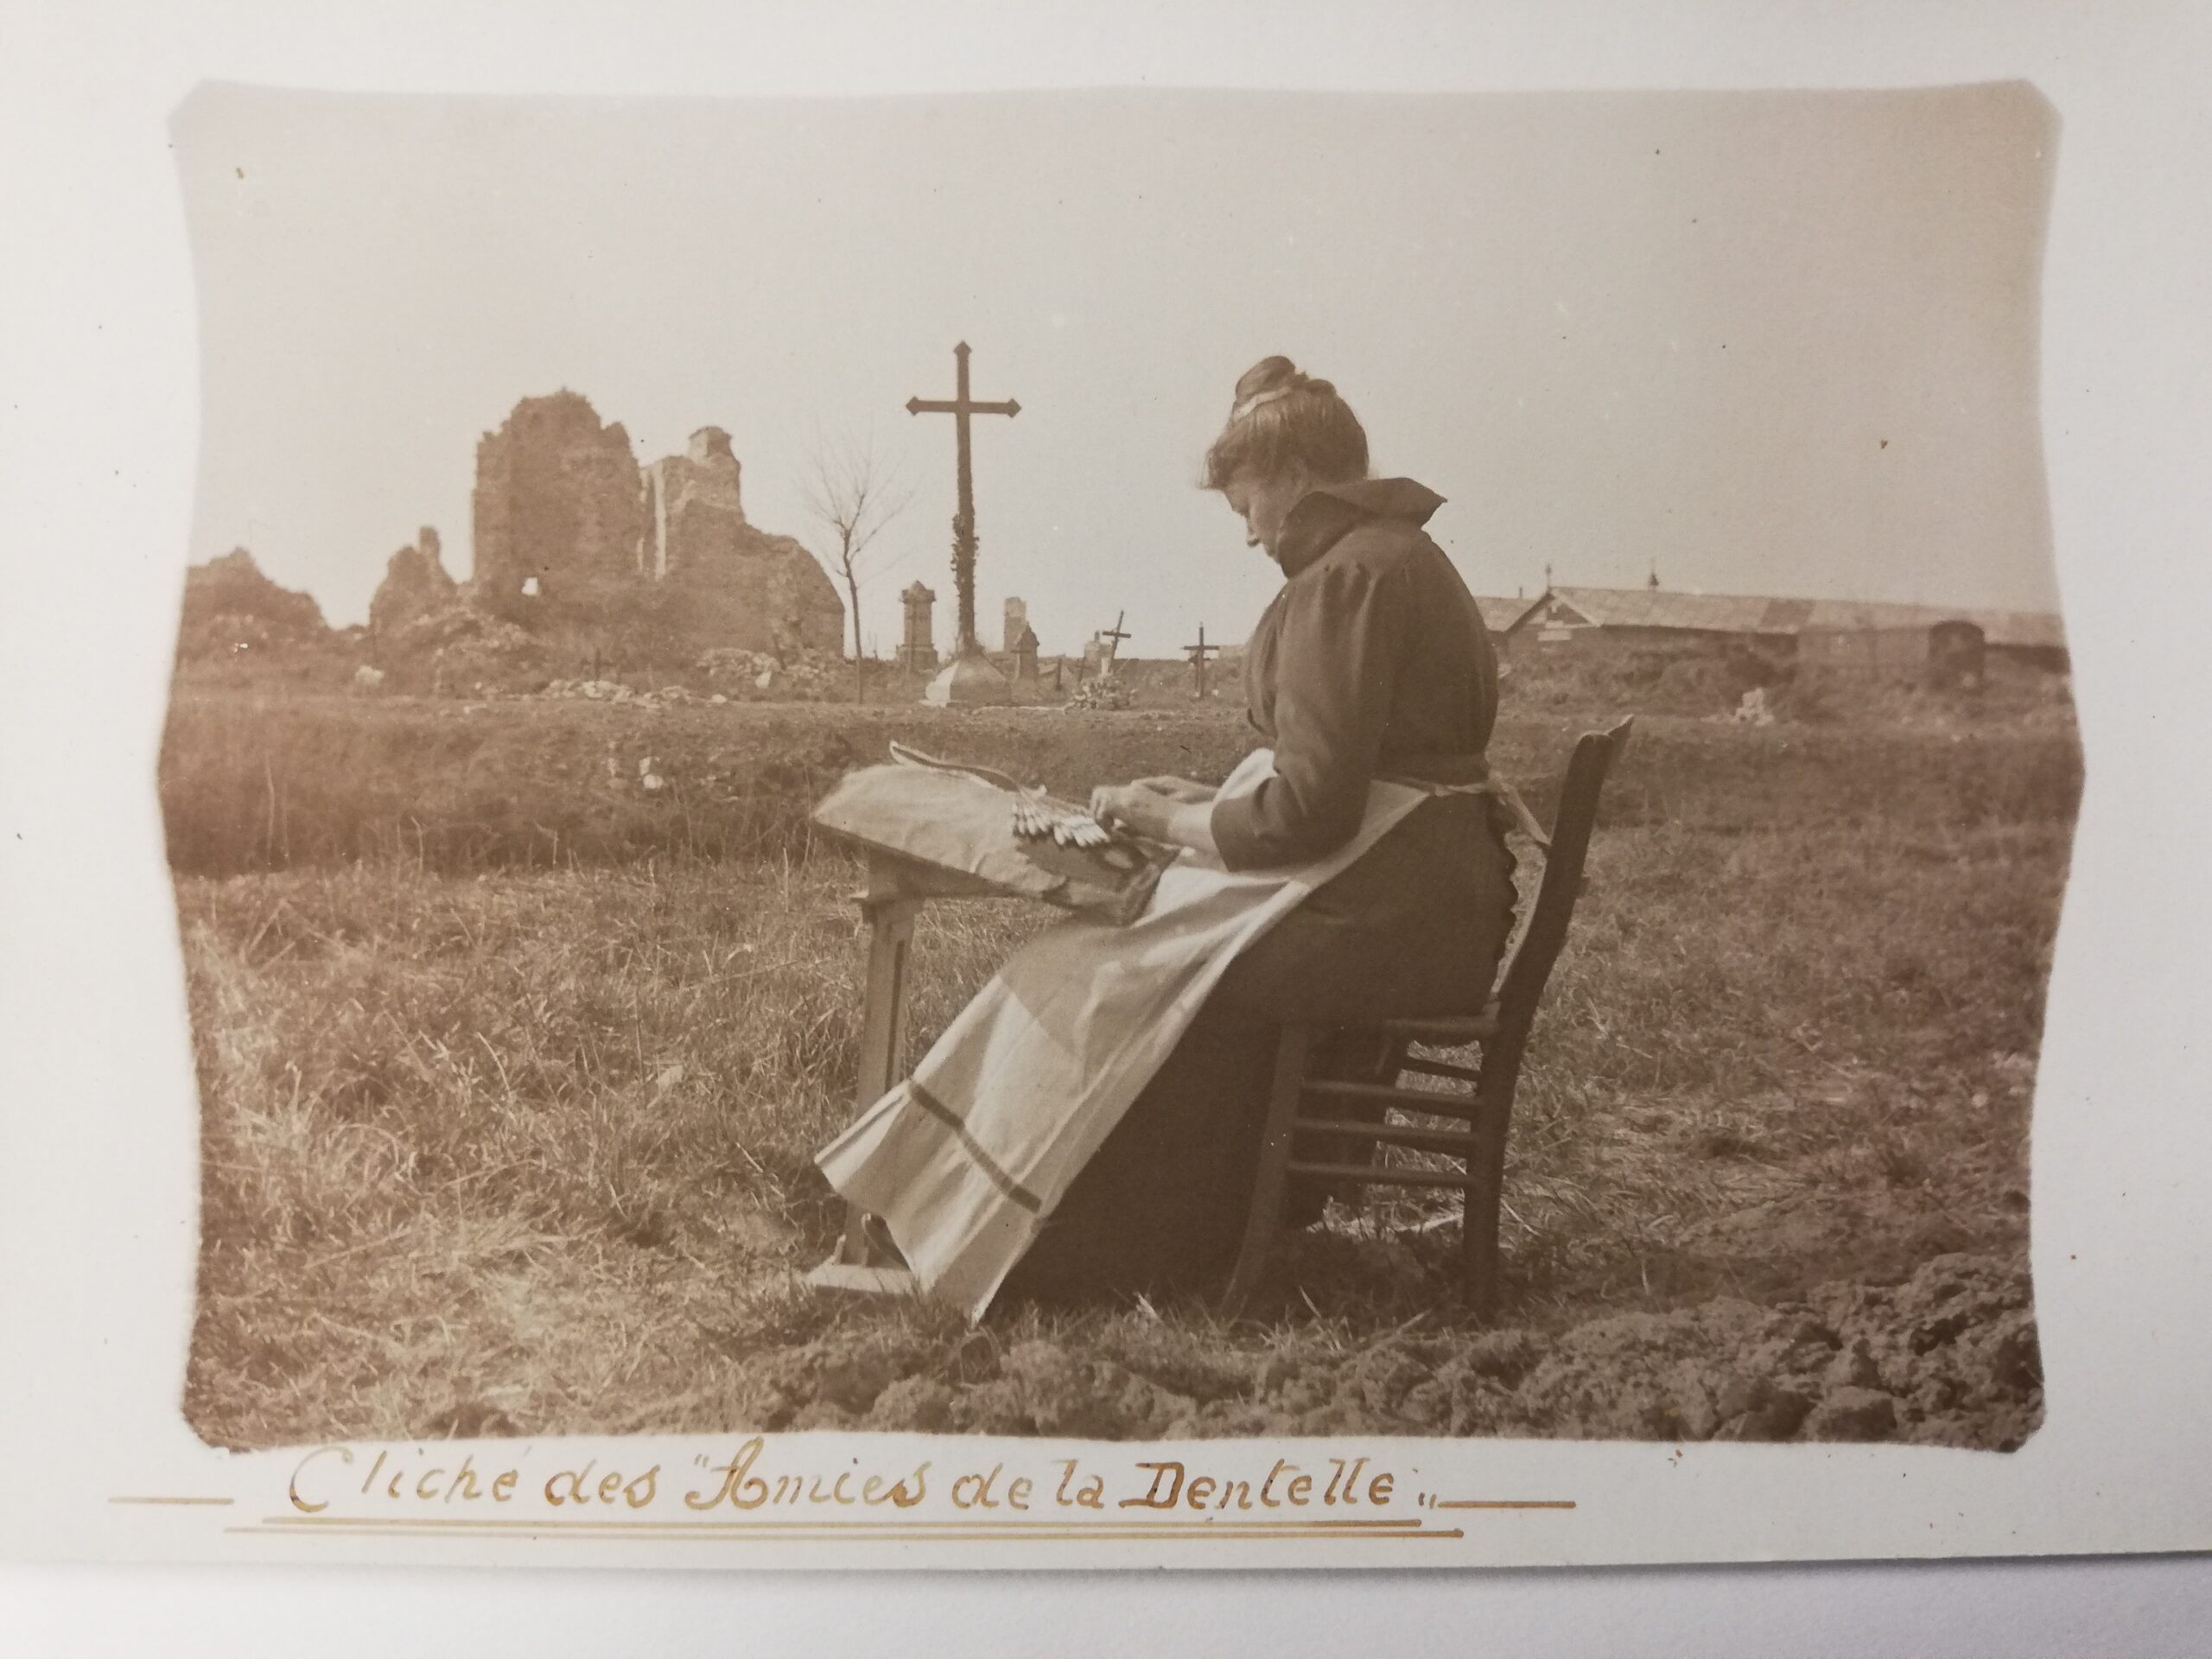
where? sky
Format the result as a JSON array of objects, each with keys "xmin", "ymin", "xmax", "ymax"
[{"xmin": 173, "ymin": 82, "xmax": 2058, "ymax": 656}]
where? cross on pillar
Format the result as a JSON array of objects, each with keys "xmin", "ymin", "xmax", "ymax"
[
  {"xmin": 906, "ymin": 342, "xmax": 1020, "ymax": 657},
  {"xmin": 1185, "ymin": 622, "xmax": 1218, "ymax": 697}
]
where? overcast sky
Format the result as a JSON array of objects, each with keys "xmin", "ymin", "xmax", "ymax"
[{"xmin": 174, "ymin": 82, "xmax": 2057, "ymax": 655}]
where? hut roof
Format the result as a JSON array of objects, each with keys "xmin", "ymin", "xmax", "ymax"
[
  {"xmin": 1522, "ymin": 586, "xmax": 2063, "ymax": 650},
  {"xmin": 1470, "ymin": 595, "xmax": 1541, "ymax": 631}
]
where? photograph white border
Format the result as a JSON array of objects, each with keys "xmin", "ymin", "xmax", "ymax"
[{"xmin": 3, "ymin": 0, "xmax": 2209, "ymax": 1630}]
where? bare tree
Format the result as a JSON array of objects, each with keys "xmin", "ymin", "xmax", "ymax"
[{"xmin": 802, "ymin": 429, "xmax": 913, "ymax": 703}]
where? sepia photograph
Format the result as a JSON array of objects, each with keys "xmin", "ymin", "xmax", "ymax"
[{"xmin": 162, "ymin": 79, "xmax": 2072, "ymax": 1458}]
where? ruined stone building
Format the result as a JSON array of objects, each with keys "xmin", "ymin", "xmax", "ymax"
[
  {"xmin": 469, "ymin": 391, "xmax": 646, "ymax": 614},
  {"xmin": 368, "ymin": 526, "xmax": 458, "ymax": 638},
  {"xmin": 640, "ymin": 426, "xmax": 742, "ymax": 577},
  {"xmin": 465, "ymin": 392, "xmax": 843, "ymax": 657},
  {"xmin": 638, "ymin": 424, "xmax": 844, "ymax": 654}
]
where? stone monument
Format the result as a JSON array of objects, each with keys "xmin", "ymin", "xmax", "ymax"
[
  {"xmin": 899, "ymin": 582, "xmax": 939, "ymax": 673},
  {"xmin": 907, "ymin": 341, "xmax": 1020, "ymax": 706}
]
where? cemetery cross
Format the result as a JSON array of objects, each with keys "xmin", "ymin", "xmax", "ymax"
[{"xmin": 906, "ymin": 342, "xmax": 1020, "ymax": 657}]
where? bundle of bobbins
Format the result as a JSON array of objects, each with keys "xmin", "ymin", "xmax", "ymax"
[{"xmin": 1010, "ymin": 791, "xmax": 1113, "ymax": 849}]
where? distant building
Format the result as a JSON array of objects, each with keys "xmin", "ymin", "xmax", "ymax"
[
  {"xmin": 1501, "ymin": 585, "xmax": 2067, "ymax": 677},
  {"xmin": 1469, "ymin": 594, "xmax": 1540, "ymax": 636}
]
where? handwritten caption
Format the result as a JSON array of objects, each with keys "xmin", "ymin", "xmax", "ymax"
[{"xmin": 285, "ymin": 1437, "xmax": 1408, "ymax": 1521}]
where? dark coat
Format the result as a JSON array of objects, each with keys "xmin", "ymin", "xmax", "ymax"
[
  {"xmin": 1211, "ymin": 478, "xmax": 1502, "ymax": 870},
  {"xmin": 1001, "ymin": 478, "xmax": 1519, "ymax": 1306}
]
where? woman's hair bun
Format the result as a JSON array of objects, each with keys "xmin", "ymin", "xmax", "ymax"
[
  {"xmin": 1228, "ymin": 357, "xmax": 1339, "ymax": 426},
  {"xmin": 1231, "ymin": 356, "xmax": 1337, "ymax": 411},
  {"xmin": 1235, "ymin": 356, "xmax": 1301, "ymax": 400},
  {"xmin": 1205, "ymin": 354, "xmax": 1369, "ymax": 489}
]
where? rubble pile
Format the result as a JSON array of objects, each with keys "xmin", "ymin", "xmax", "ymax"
[
  {"xmin": 537, "ymin": 679, "xmax": 728, "ymax": 709},
  {"xmin": 694, "ymin": 647, "xmax": 853, "ymax": 701},
  {"xmin": 1066, "ymin": 675, "xmax": 1132, "ymax": 713},
  {"xmin": 383, "ymin": 606, "xmax": 545, "ymax": 691},
  {"xmin": 1729, "ymin": 686, "xmax": 1777, "ymax": 726},
  {"xmin": 174, "ymin": 549, "xmax": 332, "ymax": 664}
]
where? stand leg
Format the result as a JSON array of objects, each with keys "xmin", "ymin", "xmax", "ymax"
[{"xmin": 809, "ymin": 867, "xmax": 924, "ymax": 1294}]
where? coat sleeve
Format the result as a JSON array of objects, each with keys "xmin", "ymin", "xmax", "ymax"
[{"xmin": 1210, "ymin": 553, "xmax": 1410, "ymax": 870}]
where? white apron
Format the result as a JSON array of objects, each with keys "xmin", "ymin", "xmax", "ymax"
[{"xmin": 814, "ymin": 748, "xmax": 1429, "ymax": 1319}]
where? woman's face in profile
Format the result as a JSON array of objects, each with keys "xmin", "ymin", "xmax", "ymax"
[{"xmin": 1223, "ymin": 466, "xmax": 1311, "ymax": 562}]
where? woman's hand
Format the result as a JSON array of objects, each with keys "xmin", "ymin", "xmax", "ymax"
[
  {"xmin": 1089, "ymin": 784, "xmax": 1177, "ymax": 842},
  {"xmin": 1090, "ymin": 783, "xmax": 1221, "ymax": 857}
]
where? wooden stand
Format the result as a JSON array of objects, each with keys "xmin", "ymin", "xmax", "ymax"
[{"xmin": 804, "ymin": 849, "xmax": 1003, "ymax": 1295}]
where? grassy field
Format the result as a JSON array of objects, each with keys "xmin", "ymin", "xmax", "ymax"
[
  {"xmin": 159, "ymin": 687, "xmax": 2078, "ymax": 870},
  {"xmin": 173, "ymin": 690, "xmax": 2077, "ymax": 1449}
]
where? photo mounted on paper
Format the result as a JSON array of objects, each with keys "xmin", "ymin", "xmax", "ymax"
[{"xmin": 162, "ymin": 82, "xmax": 2068, "ymax": 1477}]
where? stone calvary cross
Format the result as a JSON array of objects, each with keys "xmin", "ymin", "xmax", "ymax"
[{"xmin": 902, "ymin": 340, "xmax": 1021, "ymax": 698}]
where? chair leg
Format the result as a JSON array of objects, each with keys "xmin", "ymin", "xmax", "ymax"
[
  {"xmin": 1221, "ymin": 1024, "xmax": 1312, "ymax": 1317},
  {"xmin": 1461, "ymin": 1127, "xmax": 1503, "ymax": 1319},
  {"xmin": 1461, "ymin": 1059, "xmax": 1519, "ymax": 1319}
]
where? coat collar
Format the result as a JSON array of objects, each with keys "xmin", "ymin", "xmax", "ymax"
[{"xmin": 1274, "ymin": 478, "xmax": 1446, "ymax": 576}]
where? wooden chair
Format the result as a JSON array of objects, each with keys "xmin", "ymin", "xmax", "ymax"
[{"xmin": 1221, "ymin": 716, "xmax": 1634, "ymax": 1318}]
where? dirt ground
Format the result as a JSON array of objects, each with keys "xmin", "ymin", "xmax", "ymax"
[{"xmin": 720, "ymin": 1249, "xmax": 2038, "ymax": 1446}]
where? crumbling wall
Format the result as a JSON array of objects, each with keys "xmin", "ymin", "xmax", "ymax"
[
  {"xmin": 470, "ymin": 391, "xmax": 643, "ymax": 615},
  {"xmin": 459, "ymin": 396, "xmax": 841, "ymax": 665},
  {"xmin": 639, "ymin": 425, "xmax": 843, "ymax": 656},
  {"xmin": 640, "ymin": 425, "xmax": 746, "ymax": 580},
  {"xmin": 369, "ymin": 526, "xmax": 459, "ymax": 639}
]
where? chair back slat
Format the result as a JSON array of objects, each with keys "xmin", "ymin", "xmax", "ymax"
[{"xmin": 1491, "ymin": 716, "xmax": 1633, "ymax": 1035}]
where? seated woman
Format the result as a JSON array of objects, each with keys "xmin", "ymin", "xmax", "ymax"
[{"xmin": 996, "ymin": 355, "xmax": 1520, "ymax": 1305}]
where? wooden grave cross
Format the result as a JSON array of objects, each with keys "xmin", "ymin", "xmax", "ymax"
[
  {"xmin": 1097, "ymin": 610, "xmax": 1131, "ymax": 672},
  {"xmin": 1184, "ymin": 623, "xmax": 1218, "ymax": 697}
]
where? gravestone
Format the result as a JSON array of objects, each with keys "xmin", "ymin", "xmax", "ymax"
[{"xmin": 899, "ymin": 582, "xmax": 939, "ymax": 673}]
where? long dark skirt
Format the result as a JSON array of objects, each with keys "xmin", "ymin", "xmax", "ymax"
[{"xmin": 998, "ymin": 793, "xmax": 1519, "ymax": 1306}]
